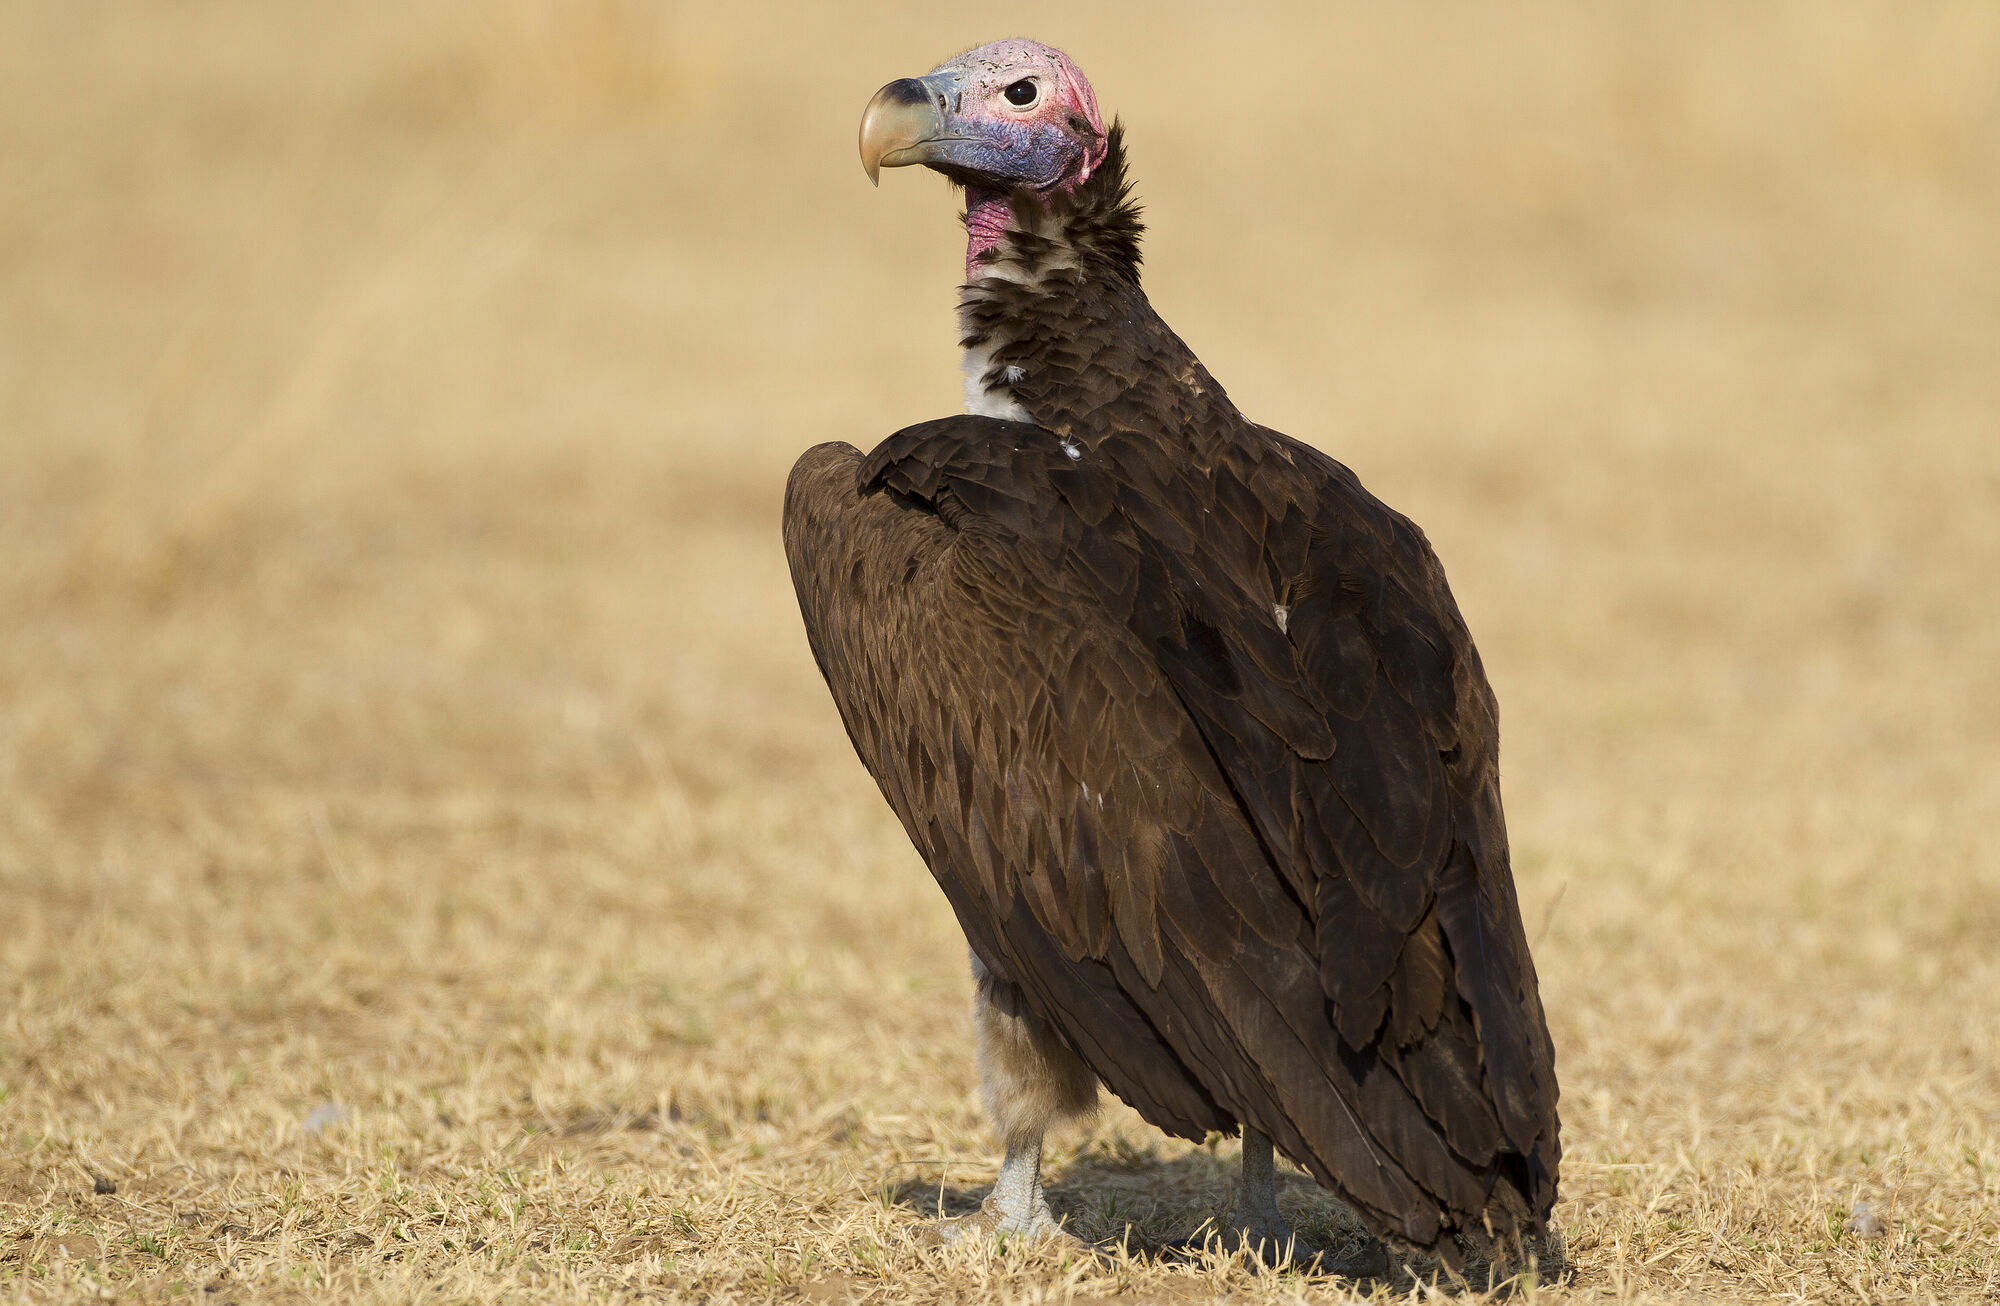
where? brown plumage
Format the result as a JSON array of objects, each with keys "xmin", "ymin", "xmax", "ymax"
[{"xmin": 786, "ymin": 55, "xmax": 1558, "ymax": 1258}]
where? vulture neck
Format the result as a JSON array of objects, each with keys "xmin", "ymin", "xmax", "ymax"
[{"xmin": 956, "ymin": 125, "xmax": 1236, "ymax": 446}]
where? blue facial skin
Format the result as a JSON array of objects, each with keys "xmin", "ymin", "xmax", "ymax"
[{"xmin": 908, "ymin": 71, "xmax": 1085, "ymax": 192}]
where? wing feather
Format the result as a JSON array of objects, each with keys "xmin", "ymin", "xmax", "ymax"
[{"xmin": 785, "ymin": 412, "xmax": 1558, "ymax": 1250}]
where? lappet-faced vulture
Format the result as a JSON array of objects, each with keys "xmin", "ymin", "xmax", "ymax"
[{"xmin": 784, "ymin": 38, "xmax": 1560, "ymax": 1271}]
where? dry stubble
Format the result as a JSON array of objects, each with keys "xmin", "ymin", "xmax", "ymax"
[{"xmin": 3, "ymin": 3, "xmax": 1997, "ymax": 1302}]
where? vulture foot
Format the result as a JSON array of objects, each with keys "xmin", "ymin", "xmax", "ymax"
[
  {"xmin": 1179, "ymin": 1220, "xmax": 1388, "ymax": 1278},
  {"xmin": 1222, "ymin": 1209, "xmax": 1303, "ymax": 1267},
  {"xmin": 1206, "ymin": 1126, "xmax": 1390, "ymax": 1277},
  {"xmin": 920, "ymin": 1192, "xmax": 1085, "ymax": 1251},
  {"xmin": 919, "ymin": 1136, "xmax": 1087, "ymax": 1253}
]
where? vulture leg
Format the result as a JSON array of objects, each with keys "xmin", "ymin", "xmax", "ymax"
[
  {"xmin": 1219, "ymin": 1128, "xmax": 1390, "ymax": 1276},
  {"xmin": 923, "ymin": 1137, "xmax": 1070, "ymax": 1246},
  {"xmin": 926, "ymin": 955, "xmax": 1096, "ymax": 1247},
  {"xmin": 1230, "ymin": 1125, "xmax": 1296, "ymax": 1261}
]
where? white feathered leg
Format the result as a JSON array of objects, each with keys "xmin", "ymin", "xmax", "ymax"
[{"xmin": 926, "ymin": 953, "xmax": 1096, "ymax": 1246}]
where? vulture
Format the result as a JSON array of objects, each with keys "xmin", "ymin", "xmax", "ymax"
[{"xmin": 783, "ymin": 38, "xmax": 1560, "ymax": 1268}]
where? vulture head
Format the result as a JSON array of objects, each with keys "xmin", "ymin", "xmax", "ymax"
[
  {"xmin": 859, "ymin": 40, "xmax": 1110, "ymax": 271},
  {"xmin": 858, "ymin": 39, "xmax": 1106, "ymax": 191}
]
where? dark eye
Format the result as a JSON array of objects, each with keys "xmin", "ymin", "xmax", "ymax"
[{"xmin": 1003, "ymin": 79, "xmax": 1038, "ymax": 107}]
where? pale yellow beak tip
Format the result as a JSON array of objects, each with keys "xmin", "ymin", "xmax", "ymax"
[{"xmin": 859, "ymin": 77, "xmax": 944, "ymax": 189}]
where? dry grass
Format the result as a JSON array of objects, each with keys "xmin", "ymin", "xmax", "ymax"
[{"xmin": 4, "ymin": 2, "xmax": 1998, "ymax": 1302}]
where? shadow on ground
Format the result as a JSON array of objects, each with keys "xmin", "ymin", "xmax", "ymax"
[
  {"xmin": 889, "ymin": 1146, "xmax": 1369, "ymax": 1277},
  {"xmin": 886, "ymin": 1140, "xmax": 1241, "ymax": 1251},
  {"xmin": 885, "ymin": 1143, "xmax": 1568, "ymax": 1294}
]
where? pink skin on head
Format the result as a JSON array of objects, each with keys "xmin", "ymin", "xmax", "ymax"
[{"xmin": 931, "ymin": 39, "xmax": 1107, "ymax": 276}]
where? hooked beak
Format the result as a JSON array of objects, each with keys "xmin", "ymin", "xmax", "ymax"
[{"xmin": 858, "ymin": 75, "xmax": 952, "ymax": 185}]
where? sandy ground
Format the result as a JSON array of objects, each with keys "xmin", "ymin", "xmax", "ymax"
[{"xmin": 3, "ymin": 3, "xmax": 1998, "ymax": 1301}]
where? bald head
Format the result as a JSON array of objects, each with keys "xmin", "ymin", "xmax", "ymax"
[{"xmin": 859, "ymin": 38, "xmax": 1108, "ymax": 192}]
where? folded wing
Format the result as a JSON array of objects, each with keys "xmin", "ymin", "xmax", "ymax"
[{"xmin": 784, "ymin": 415, "xmax": 1558, "ymax": 1250}]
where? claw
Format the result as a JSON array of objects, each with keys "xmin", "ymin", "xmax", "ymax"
[
  {"xmin": 921, "ymin": 1193, "xmax": 1088, "ymax": 1251},
  {"xmin": 1174, "ymin": 1214, "xmax": 1388, "ymax": 1278}
]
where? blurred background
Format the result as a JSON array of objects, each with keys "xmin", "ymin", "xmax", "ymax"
[{"xmin": 3, "ymin": 1, "xmax": 1997, "ymax": 1297}]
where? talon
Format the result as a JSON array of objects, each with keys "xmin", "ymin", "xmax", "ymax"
[
  {"xmin": 1230, "ymin": 1214, "xmax": 1305, "ymax": 1268},
  {"xmin": 921, "ymin": 1194, "xmax": 1086, "ymax": 1252}
]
